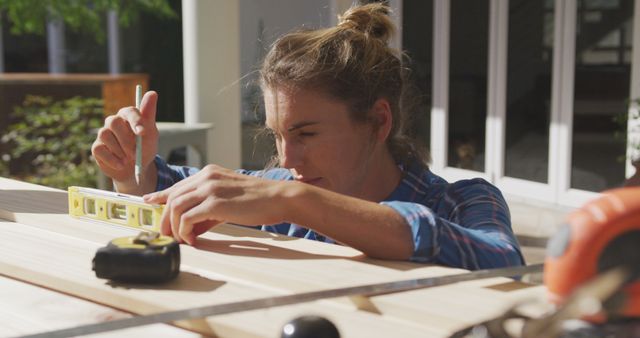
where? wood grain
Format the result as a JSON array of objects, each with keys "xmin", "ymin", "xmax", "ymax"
[
  {"xmin": 0, "ymin": 220, "xmax": 441, "ymax": 337},
  {"xmin": 0, "ymin": 177, "xmax": 547, "ymax": 337},
  {"xmin": 0, "ymin": 275, "xmax": 198, "ymax": 337}
]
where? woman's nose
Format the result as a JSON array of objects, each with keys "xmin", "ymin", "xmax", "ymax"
[{"xmin": 278, "ymin": 138, "xmax": 303, "ymax": 169}]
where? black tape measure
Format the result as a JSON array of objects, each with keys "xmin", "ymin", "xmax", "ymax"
[{"xmin": 92, "ymin": 232, "xmax": 180, "ymax": 283}]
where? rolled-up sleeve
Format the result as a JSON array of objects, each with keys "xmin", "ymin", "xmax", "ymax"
[
  {"xmin": 154, "ymin": 155, "xmax": 200, "ymax": 191},
  {"xmin": 381, "ymin": 180, "xmax": 524, "ymax": 269}
]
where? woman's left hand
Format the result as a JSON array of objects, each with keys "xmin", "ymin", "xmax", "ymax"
[{"xmin": 143, "ymin": 164, "xmax": 289, "ymax": 245}]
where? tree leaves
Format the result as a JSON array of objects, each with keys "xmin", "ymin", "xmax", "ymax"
[{"xmin": 0, "ymin": 0, "xmax": 176, "ymax": 43}]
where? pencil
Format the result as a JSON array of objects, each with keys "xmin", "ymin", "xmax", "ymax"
[{"xmin": 135, "ymin": 85, "xmax": 142, "ymax": 186}]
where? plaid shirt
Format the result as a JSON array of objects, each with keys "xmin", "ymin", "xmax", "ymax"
[{"xmin": 155, "ymin": 156, "xmax": 524, "ymax": 269}]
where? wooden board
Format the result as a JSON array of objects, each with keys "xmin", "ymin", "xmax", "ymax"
[
  {"xmin": 0, "ymin": 275, "xmax": 198, "ymax": 337},
  {"xmin": 0, "ymin": 177, "xmax": 548, "ymax": 336},
  {"xmin": 0, "ymin": 220, "xmax": 440, "ymax": 337},
  {"xmin": 0, "ymin": 73, "xmax": 149, "ymax": 116}
]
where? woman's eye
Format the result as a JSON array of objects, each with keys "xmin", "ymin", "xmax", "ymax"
[{"xmin": 299, "ymin": 132, "xmax": 316, "ymax": 137}]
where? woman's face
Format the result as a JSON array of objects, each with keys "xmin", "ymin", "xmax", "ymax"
[{"xmin": 264, "ymin": 87, "xmax": 378, "ymax": 198}]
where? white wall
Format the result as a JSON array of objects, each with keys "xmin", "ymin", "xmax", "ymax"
[
  {"xmin": 183, "ymin": 0, "xmax": 241, "ymax": 169},
  {"xmin": 239, "ymin": 0, "xmax": 331, "ymax": 122}
]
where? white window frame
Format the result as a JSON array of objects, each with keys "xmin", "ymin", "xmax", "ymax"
[
  {"xmin": 430, "ymin": 0, "xmax": 450, "ymax": 175},
  {"xmin": 430, "ymin": 0, "xmax": 638, "ymax": 208},
  {"xmin": 431, "ymin": 0, "xmax": 492, "ymax": 183},
  {"xmin": 627, "ymin": 0, "xmax": 640, "ymax": 178},
  {"xmin": 496, "ymin": 0, "xmax": 567, "ymax": 203},
  {"xmin": 552, "ymin": 0, "xmax": 601, "ymax": 207}
]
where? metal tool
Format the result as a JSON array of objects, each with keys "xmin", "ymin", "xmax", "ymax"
[
  {"xmin": 450, "ymin": 186, "xmax": 640, "ymax": 338},
  {"xmin": 450, "ymin": 266, "xmax": 633, "ymax": 338},
  {"xmin": 19, "ymin": 263, "xmax": 543, "ymax": 338}
]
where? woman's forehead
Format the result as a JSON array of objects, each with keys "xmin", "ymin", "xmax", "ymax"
[{"xmin": 264, "ymin": 87, "xmax": 350, "ymax": 129}]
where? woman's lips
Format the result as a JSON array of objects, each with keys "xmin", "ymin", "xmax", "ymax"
[{"xmin": 297, "ymin": 177, "xmax": 323, "ymax": 185}]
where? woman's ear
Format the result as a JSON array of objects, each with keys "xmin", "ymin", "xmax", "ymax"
[{"xmin": 371, "ymin": 98, "xmax": 393, "ymax": 142}]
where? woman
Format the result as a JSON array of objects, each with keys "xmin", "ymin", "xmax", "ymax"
[{"xmin": 91, "ymin": 3, "xmax": 524, "ymax": 269}]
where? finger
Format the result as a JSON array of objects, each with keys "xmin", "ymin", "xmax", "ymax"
[
  {"xmin": 170, "ymin": 208, "xmax": 182, "ymax": 243},
  {"xmin": 110, "ymin": 117, "xmax": 136, "ymax": 157},
  {"xmin": 170, "ymin": 191, "xmax": 205, "ymax": 244},
  {"xmin": 146, "ymin": 170, "xmax": 202, "ymax": 204},
  {"xmin": 158, "ymin": 186, "xmax": 178, "ymax": 238},
  {"xmin": 179, "ymin": 203, "xmax": 221, "ymax": 245},
  {"xmin": 193, "ymin": 220, "xmax": 221, "ymax": 237},
  {"xmin": 144, "ymin": 185, "xmax": 175, "ymax": 204},
  {"xmin": 159, "ymin": 203, "xmax": 173, "ymax": 237},
  {"xmin": 161, "ymin": 199, "xmax": 182, "ymax": 242},
  {"xmin": 92, "ymin": 144, "xmax": 124, "ymax": 171},
  {"xmin": 97, "ymin": 128, "xmax": 127, "ymax": 161},
  {"xmin": 143, "ymin": 191, "xmax": 160, "ymax": 203},
  {"xmin": 106, "ymin": 114, "xmax": 136, "ymax": 160},
  {"xmin": 139, "ymin": 91, "xmax": 158, "ymax": 129},
  {"xmin": 117, "ymin": 106, "xmax": 144, "ymax": 136},
  {"xmin": 160, "ymin": 185, "xmax": 197, "ymax": 242}
]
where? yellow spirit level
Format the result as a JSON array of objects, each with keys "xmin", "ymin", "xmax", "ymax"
[
  {"xmin": 68, "ymin": 187, "xmax": 180, "ymax": 283},
  {"xmin": 68, "ymin": 186, "xmax": 164, "ymax": 232}
]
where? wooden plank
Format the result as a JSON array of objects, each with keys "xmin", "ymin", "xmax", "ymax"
[
  {"xmin": 0, "ymin": 177, "xmax": 547, "ymax": 335},
  {"xmin": 102, "ymin": 75, "xmax": 148, "ymax": 116},
  {"xmin": 0, "ymin": 73, "xmax": 148, "ymax": 84},
  {"xmin": 0, "ymin": 220, "xmax": 442, "ymax": 337},
  {"xmin": 0, "ymin": 72, "xmax": 149, "ymax": 118},
  {"xmin": 0, "ymin": 275, "xmax": 198, "ymax": 337}
]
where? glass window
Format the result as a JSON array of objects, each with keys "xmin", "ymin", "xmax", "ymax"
[
  {"xmin": 571, "ymin": 0, "xmax": 632, "ymax": 191},
  {"xmin": 448, "ymin": 0, "xmax": 489, "ymax": 171},
  {"xmin": 504, "ymin": 0, "xmax": 554, "ymax": 183},
  {"xmin": 402, "ymin": 1, "xmax": 433, "ymax": 152}
]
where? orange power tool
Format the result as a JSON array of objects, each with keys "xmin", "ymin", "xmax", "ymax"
[
  {"xmin": 545, "ymin": 186, "xmax": 640, "ymax": 319},
  {"xmin": 451, "ymin": 187, "xmax": 640, "ymax": 338}
]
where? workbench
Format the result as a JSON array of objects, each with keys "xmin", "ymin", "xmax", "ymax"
[{"xmin": 0, "ymin": 177, "xmax": 547, "ymax": 337}]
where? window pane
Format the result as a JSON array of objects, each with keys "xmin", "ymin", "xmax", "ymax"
[
  {"xmin": 448, "ymin": 0, "xmax": 489, "ymax": 171},
  {"xmin": 504, "ymin": 0, "xmax": 553, "ymax": 183},
  {"xmin": 571, "ymin": 0, "xmax": 632, "ymax": 191},
  {"xmin": 402, "ymin": 1, "xmax": 433, "ymax": 152}
]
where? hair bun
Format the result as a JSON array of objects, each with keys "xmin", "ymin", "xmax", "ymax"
[{"xmin": 337, "ymin": 3, "xmax": 395, "ymax": 43}]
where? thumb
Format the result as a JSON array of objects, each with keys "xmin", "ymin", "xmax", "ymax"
[
  {"xmin": 143, "ymin": 187, "xmax": 170, "ymax": 204},
  {"xmin": 138, "ymin": 91, "xmax": 158, "ymax": 131}
]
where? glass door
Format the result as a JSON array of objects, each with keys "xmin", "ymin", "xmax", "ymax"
[
  {"xmin": 571, "ymin": 0, "xmax": 632, "ymax": 192},
  {"xmin": 428, "ymin": 0, "xmax": 638, "ymax": 207}
]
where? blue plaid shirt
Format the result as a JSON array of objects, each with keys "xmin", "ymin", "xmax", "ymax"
[{"xmin": 154, "ymin": 156, "xmax": 524, "ymax": 269}]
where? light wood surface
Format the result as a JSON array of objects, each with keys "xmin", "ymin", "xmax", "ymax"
[
  {"xmin": 0, "ymin": 177, "xmax": 548, "ymax": 337},
  {"xmin": 0, "ymin": 276, "xmax": 199, "ymax": 337}
]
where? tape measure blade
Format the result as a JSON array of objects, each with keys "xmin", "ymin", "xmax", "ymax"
[{"xmin": 22, "ymin": 264, "xmax": 543, "ymax": 338}]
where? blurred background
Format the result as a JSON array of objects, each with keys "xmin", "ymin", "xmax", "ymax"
[{"xmin": 0, "ymin": 0, "xmax": 638, "ymax": 248}]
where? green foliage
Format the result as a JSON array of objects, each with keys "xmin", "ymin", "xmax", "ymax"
[
  {"xmin": 0, "ymin": 0, "xmax": 176, "ymax": 42},
  {"xmin": 0, "ymin": 96, "xmax": 103, "ymax": 189},
  {"xmin": 615, "ymin": 99, "xmax": 640, "ymax": 163}
]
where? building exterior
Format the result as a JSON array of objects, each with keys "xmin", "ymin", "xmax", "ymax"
[
  {"xmin": 408, "ymin": 0, "xmax": 637, "ymax": 209},
  {"xmin": 234, "ymin": 0, "xmax": 636, "ymax": 209},
  {"xmin": 1, "ymin": 0, "xmax": 636, "ymax": 212}
]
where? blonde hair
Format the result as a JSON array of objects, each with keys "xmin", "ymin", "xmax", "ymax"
[{"xmin": 260, "ymin": 3, "xmax": 428, "ymax": 167}]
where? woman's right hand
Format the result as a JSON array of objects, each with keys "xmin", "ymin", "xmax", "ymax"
[{"xmin": 91, "ymin": 91, "xmax": 159, "ymax": 193}]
